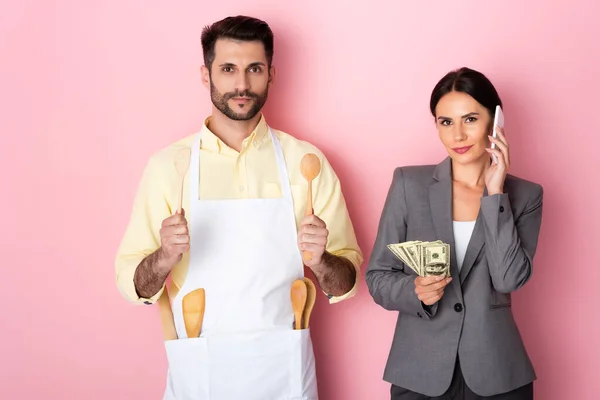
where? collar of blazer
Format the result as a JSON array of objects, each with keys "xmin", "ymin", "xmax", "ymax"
[{"xmin": 429, "ymin": 157, "xmax": 487, "ymax": 292}]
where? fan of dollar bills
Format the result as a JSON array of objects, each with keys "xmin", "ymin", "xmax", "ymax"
[{"xmin": 387, "ymin": 241, "xmax": 451, "ymax": 277}]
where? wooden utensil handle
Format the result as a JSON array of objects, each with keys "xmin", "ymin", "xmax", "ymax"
[
  {"xmin": 303, "ymin": 179, "xmax": 314, "ymax": 262},
  {"xmin": 305, "ymin": 180, "xmax": 313, "ymax": 216},
  {"xmin": 176, "ymin": 176, "xmax": 184, "ymax": 214}
]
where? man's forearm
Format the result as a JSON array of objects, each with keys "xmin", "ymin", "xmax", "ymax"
[
  {"xmin": 311, "ymin": 252, "xmax": 356, "ymax": 297},
  {"xmin": 133, "ymin": 249, "xmax": 172, "ymax": 299}
]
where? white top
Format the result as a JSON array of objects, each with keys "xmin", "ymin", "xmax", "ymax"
[{"xmin": 453, "ymin": 220, "xmax": 476, "ymax": 272}]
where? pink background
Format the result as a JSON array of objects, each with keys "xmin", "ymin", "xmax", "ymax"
[{"xmin": 2, "ymin": 0, "xmax": 599, "ymax": 399}]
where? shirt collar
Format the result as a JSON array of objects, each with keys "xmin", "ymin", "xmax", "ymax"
[{"xmin": 200, "ymin": 114, "xmax": 269, "ymax": 153}]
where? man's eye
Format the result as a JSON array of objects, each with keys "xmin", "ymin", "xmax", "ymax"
[
  {"xmin": 441, "ymin": 120, "xmax": 451, "ymax": 126},
  {"xmin": 222, "ymin": 67, "xmax": 233, "ymax": 72},
  {"xmin": 249, "ymin": 67, "xmax": 261, "ymax": 73}
]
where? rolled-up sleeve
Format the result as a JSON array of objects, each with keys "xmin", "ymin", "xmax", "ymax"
[
  {"xmin": 312, "ymin": 152, "xmax": 363, "ymax": 304},
  {"xmin": 115, "ymin": 155, "xmax": 171, "ymax": 305}
]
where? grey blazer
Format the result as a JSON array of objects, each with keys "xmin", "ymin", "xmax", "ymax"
[{"xmin": 365, "ymin": 157, "xmax": 544, "ymax": 397}]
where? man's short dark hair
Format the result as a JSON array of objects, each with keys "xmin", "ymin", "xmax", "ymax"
[{"xmin": 201, "ymin": 16, "xmax": 274, "ymax": 70}]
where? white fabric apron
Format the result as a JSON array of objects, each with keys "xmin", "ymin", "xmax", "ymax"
[{"xmin": 163, "ymin": 128, "xmax": 318, "ymax": 400}]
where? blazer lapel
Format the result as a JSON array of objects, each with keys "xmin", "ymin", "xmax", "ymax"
[
  {"xmin": 458, "ymin": 186, "xmax": 488, "ymax": 284},
  {"xmin": 429, "ymin": 158, "xmax": 462, "ymax": 300}
]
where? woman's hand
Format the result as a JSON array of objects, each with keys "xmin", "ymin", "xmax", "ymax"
[
  {"xmin": 485, "ymin": 127, "xmax": 510, "ymax": 195},
  {"xmin": 414, "ymin": 275, "xmax": 452, "ymax": 306}
]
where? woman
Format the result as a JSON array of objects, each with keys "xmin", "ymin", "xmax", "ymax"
[{"xmin": 365, "ymin": 67, "xmax": 543, "ymax": 400}]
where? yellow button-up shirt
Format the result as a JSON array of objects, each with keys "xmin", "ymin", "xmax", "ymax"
[{"xmin": 115, "ymin": 115, "xmax": 362, "ymax": 305}]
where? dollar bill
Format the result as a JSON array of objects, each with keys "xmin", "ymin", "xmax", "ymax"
[
  {"xmin": 422, "ymin": 242, "xmax": 450, "ymax": 276},
  {"xmin": 404, "ymin": 242, "xmax": 421, "ymax": 276},
  {"xmin": 401, "ymin": 242, "xmax": 419, "ymax": 273},
  {"xmin": 387, "ymin": 241, "xmax": 418, "ymax": 275},
  {"xmin": 387, "ymin": 244, "xmax": 411, "ymax": 267},
  {"xmin": 387, "ymin": 240, "xmax": 451, "ymax": 277}
]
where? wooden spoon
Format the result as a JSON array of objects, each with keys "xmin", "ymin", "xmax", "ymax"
[
  {"xmin": 290, "ymin": 279, "xmax": 307, "ymax": 330},
  {"xmin": 182, "ymin": 288, "xmax": 205, "ymax": 338},
  {"xmin": 174, "ymin": 148, "xmax": 191, "ymax": 214},
  {"xmin": 302, "ymin": 277, "xmax": 316, "ymax": 329},
  {"xmin": 300, "ymin": 153, "xmax": 321, "ymax": 262}
]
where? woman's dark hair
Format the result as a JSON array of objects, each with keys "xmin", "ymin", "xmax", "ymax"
[
  {"xmin": 429, "ymin": 67, "xmax": 502, "ymax": 118},
  {"xmin": 201, "ymin": 16, "xmax": 274, "ymax": 70}
]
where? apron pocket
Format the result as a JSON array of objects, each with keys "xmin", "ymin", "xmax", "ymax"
[
  {"xmin": 288, "ymin": 328, "xmax": 318, "ymax": 400},
  {"xmin": 206, "ymin": 329, "xmax": 290, "ymax": 400},
  {"xmin": 205, "ymin": 328, "xmax": 318, "ymax": 400},
  {"xmin": 164, "ymin": 337, "xmax": 209, "ymax": 400}
]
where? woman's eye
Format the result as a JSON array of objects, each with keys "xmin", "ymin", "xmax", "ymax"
[{"xmin": 465, "ymin": 117, "xmax": 477, "ymax": 123}]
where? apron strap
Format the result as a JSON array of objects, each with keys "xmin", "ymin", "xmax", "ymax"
[
  {"xmin": 268, "ymin": 127, "xmax": 293, "ymax": 203},
  {"xmin": 189, "ymin": 134, "xmax": 201, "ymax": 203}
]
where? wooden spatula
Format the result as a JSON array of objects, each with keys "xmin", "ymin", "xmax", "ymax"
[
  {"xmin": 291, "ymin": 279, "xmax": 307, "ymax": 330},
  {"xmin": 300, "ymin": 153, "xmax": 321, "ymax": 262},
  {"xmin": 182, "ymin": 288, "xmax": 205, "ymax": 338},
  {"xmin": 302, "ymin": 277, "xmax": 316, "ymax": 329},
  {"xmin": 174, "ymin": 148, "xmax": 191, "ymax": 214}
]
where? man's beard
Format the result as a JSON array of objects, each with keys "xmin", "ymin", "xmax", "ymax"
[{"xmin": 210, "ymin": 80, "xmax": 268, "ymax": 121}]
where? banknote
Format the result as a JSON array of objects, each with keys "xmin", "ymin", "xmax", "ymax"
[{"xmin": 387, "ymin": 240, "xmax": 450, "ymax": 277}]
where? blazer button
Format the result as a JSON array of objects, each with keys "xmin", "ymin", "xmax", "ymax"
[
  {"xmin": 454, "ymin": 303, "xmax": 463, "ymax": 312},
  {"xmin": 499, "ymin": 206, "xmax": 505, "ymax": 212},
  {"xmin": 417, "ymin": 312, "xmax": 423, "ymax": 318}
]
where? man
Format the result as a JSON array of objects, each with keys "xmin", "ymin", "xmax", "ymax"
[{"xmin": 115, "ymin": 15, "xmax": 362, "ymax": 400}]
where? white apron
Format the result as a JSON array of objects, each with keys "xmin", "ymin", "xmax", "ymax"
[{"xmin": 163, "ymin": 128, "xmax": 319, "ymax": 400}]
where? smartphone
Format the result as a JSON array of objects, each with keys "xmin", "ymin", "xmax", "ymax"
[{"xmin": 491, "ymin": 105, "xmax": 504, "ymax": 164}]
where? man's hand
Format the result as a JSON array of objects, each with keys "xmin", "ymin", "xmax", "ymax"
[
  {"xmin": 297, "ymin": 214, "xmax": 356, "ymax": 296},
  {"xmin": 158, "ymin": 210, "xmax": 190, "ymax": 270},
  {"xmin": 133, "ymin": 210, "xmax": 189, "ymax": 300},
  {"xmin": 297, "ymin": 214, "xmax": 328, "ymax": 268},
  {"xmin": 414, "ymin": 275, "xmax": 453, "ymax": 306}
]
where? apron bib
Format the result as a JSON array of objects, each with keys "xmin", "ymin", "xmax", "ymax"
[{"xmin": 163, "ymin": 128, "xmax": 318, "ymax": 400}]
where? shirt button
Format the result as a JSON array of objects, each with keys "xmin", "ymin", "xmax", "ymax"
[
  {"xmin": 499, "ymin": 206, "xmax": 505, "ymax": 212},
  {"xmin": 454, "ymin": 303, "xmax": 463, "ymax": 312}
]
